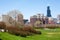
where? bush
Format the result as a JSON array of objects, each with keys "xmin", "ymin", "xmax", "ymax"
[
  {"xmin": 25, "ymin": 31, "xmax": 33, "ymax": 36},
  {"xmin": 34, "ymin": 31, "xmax": 42, "ymax": 34},
  {"xmin": 22, "ymin": 26, "xmax": 42, "ymax": 34},
  {"xmin": 5, "ymin": 26, "xmax": 42, "ymax": 37},
  {"xmin": 0, "ymin": 22, "xmax": 6, "ymax": 29},
  {"xmin": 19, "ymin": 31, "xmax": 27, "ymax": 37},
  {"xmin": 6, "ymin": 26, "xmax": 28, "ymax": 37},
  {"xmin": 0, "ymin": 22, "xmax": 6, "ymax": 32}
]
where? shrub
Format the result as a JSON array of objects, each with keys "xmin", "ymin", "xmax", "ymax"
[
  {"xmin": 0, "ymin": 22, "xmax": 6, "ymax": 32},
  {"xmin": 5, "ymin": 26, "xmax": 42, "ymax": 37},
  {"xmin": 6, "ymin": 26, "xmax": 28, "ymax": 37},
  {"xmin": 22, "ymin": 26, "xmax": 42, "ymax": 34},
  {"xmin": 0, "ymin": 22, "xmax": 6, "ymax": 29},
  {"xmin": 25, "ymin": 31, "xmax": 33, "ymax": 36},
  {"xmin": 19, "ymin": 31, "xmax": 27, "ymax": 37},
  {"xmin": 33, "ymin": 31, "xmax": 42, "ymax": 34}
]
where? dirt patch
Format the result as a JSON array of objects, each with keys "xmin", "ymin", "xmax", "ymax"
[
  {"xmin": 46, "ymin": 32, "xmax": 60, "ymax": 37},
  {"xmin": 47, "ymin": 32, "xmax": 60, "ymax": 34},
  {"xmin": 47, "ymin": 33, "xmax": 54, "ymax": 34}
]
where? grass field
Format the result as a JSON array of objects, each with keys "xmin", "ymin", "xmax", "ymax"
[{"xmin": 0, "ymin": 28, "xmax": 60, "ymax": 40}]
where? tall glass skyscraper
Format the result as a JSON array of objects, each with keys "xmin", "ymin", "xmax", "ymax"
[{"xmin": 47, "ymin": 6, "xmax": 52, "ymax": 17}]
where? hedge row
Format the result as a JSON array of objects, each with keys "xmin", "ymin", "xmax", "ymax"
[
  {"xmin": 6, "ymin": 26, "xmax": 41, "ymax": 37},
  {"xmin": 0, "ymin": 22, "xmax": 41, "ymax": 37}
]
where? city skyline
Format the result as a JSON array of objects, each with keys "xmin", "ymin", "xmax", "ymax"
[{"xmin": 0, "ymin": 0, "xmax": 60, "ymax": 19}]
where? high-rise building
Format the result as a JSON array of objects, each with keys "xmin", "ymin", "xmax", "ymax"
[
  {"xmin": 57, "ymin": 15, "xmax": 60, "ymax": 20},
  {"xmin": 47, "ymin": 6, "xmax": 52, "ymax": 17},
  {"xmin": 53, "ymin": 18, "xmax": 57, "ymax": 24},
  {"xmin": 0, "ymin": 16, "xmax": 2, "ymax": 21},
  {"xmin": 57, "ymin": 15, "xmax": 60, "ymax": 23},
  {"xmin": 30, "ymin": 13, "xmax": 44, "ymax": 27},
  {"xmin": 2, "ymin": 15, "xmax": 13, "ymax": 26},
  {"xmin": 17, "ymin": 14, "xmax": 24, "ymax": 25},
  {"xmin": 30, "ymin": 15, "xmax": 37, "ymax": 26}
]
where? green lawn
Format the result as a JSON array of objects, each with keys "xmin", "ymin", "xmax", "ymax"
[{"xmin": 0, "ymin": 28, "xmax": 60, "ymax": 40}]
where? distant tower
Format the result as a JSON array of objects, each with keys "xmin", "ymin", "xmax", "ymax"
[{"xmin": 47, "ymin": 6, "xmax": 52, "ymax": 17}]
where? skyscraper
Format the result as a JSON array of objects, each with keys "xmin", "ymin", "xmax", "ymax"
[{"xmin": 47, "ymin": 6, "xmax": 52, "ymax": 17}]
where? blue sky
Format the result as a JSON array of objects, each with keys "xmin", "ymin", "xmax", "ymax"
[{"xmin": 0, "ymin": 0, "xmax": 60, "ymax": 19}]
